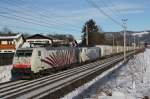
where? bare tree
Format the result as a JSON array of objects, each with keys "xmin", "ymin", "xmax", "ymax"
[{"xmin": 1, "ymin": 27, "xmax": 12, "ymax": 34}]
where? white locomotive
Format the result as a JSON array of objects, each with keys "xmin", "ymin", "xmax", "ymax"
[{"xmin": 12, "ymin": 45, "xmax": 135, "ymax": 79}]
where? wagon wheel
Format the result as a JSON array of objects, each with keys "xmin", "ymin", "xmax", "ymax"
[
  {"xmin": 38, "ymin": 71, "xmax": 43, "ymax": 78},
  {"xmin": 31, "ymin": 72, "xmax": 37, "ymax": 79}
]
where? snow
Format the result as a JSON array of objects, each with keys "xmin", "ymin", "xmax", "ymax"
[
  {"xmin": 0, "ymin": 65, "xmax": 12, "ymax": 83},
  {"xmin": 22, "ymin": 42, "xmax": 30, "ymax": 48},
  {"xmin": 0, "ymin": 33, "xmax": 22, "ymax": 39},
  {"xmin": 98, "ymin": 91, "xmax": 136, "ymax": 99},
  {"xmin": 81, "ymin": 49, "xmax": 150, "ymax": 99},
  {"xmin": 0, "ymin": 49, "xmax": 149, "ymax": 98},
  {"xmin": 61, "ymin": 49, "xmax": 150, "ymax": 99},
  {"xmin": 60, "ymin": 61, "xmax": 125, "ymax": 99}
]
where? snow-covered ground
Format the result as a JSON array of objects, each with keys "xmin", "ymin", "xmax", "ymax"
[
  {"xmin": 61, "ymin": 49, "xmax": 150, "ymax": 99},
  {"xmin": 0, "ymin": 65, "xmax": 12, "ymax": 83},
  {"xmin": 1, "ymin": 49, "xmax": 149, "ymax": 98},
  {"xmin": 81, "ymin": 49, "xmax": 150, "ymax": 99},
  {"xmin": 61, "ymin": 61, "xmax": 125, "ymax": 99}
]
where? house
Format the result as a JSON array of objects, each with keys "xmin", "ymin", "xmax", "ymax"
[
  {"xmin": 0, "ymin": 33, "xmax": 24, "ymax": 53},
  {"xmin": 23, "ymin": 34, "xmax": 53, "ymax": 48}
]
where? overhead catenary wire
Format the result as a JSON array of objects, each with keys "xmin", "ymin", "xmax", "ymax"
[
  {"xmin": 0, "ymin": 24, "xmax": 55, "ymax": 34},
  {"xmin": 0, "ymin": 14, "xmax": 80, "ymax": 33},
  {"xmin": 24, "ymin": 0, "xmax": 84, "ymax": 29},
  {"xmin": 98, "ymin": 0, "xmax": 122, "ymax": 19},
  {"xmin": 0, "ymin": 14, "xmax": 55, "ymax": 31},
  {"xmin": 105, "ymin": 0, "xmax": 123, "ymax": 17},
  {"xmin": 86, "ymin": 0, "xmax": 124, "ymax": 28},
  {"xmin": 0, "ymin": 0, "xmax": 81, "ymax": 29},
  {"xmin": 0, "ymin": 9, "xmax": 80, "ymax": 32},
  {"xmin": 19, "ymin": 0, "xmax": 65, "ymax": 17},
  {"xmin": 0, "ymin": 7, "xmax": 63, "ymax": 28},
  {"xmin": 0, "ymin": 0, "xmax": 82, "ymax": 34}
]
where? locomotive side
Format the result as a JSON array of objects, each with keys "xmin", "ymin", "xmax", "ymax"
[
  {"xmin": 12, "ymin": 47, "xmax": 78, "ymax": 79},
  {"xmin": 78, "ymin": 47, "xmax": 100, "ymax": 63},
  {"xmin": 12, "ymin": 45, "xmax": 135, "ymax": 79}
]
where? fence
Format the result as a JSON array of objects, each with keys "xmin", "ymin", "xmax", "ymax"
[{"xmin": 0, "ymin": 53, "xmax": 14, "ymax": 66}]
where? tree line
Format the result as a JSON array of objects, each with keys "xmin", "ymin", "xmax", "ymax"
[
  {"xmin": 81, "ymin": 19, "xmax": 105, "ymax": 46},
  {"xmin": 0, "ymin": 19, "xmax": 142, "ymax": 46},
  {"xmin": 81, "ymin": 19, "xmax": 137, "ymax": 46},
  {"xmin": 0, "ymin": 27, "xmax": 75, "ymax": 42}
]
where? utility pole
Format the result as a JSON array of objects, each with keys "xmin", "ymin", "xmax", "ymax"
[
  {"xmin": 122, "ymin": 19, "xmax": 128, "ymax": 62},
  {"xmin": 138, "ymin": 36, "xmax": 140, "ymax": 48},
  {"xmin": 112, "ymin": 33, "xmax": 115, "ymax": 53},
  {"xmin": 134, "ymin": 35, "xmax": 136, "ymax": 56},
  {"xmin": 86, "ymin": 24, "xmax": 88, "ymax": 46},
  {"xmin": 113, "ymin": 33, "xmax": 115, "ymax": 47}
]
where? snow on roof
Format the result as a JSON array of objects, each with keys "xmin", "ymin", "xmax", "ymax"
[
  {"xmin": 0, "ymin": 33, "xmax": 22, "ymax": 40},
  {"xmin": 76, "ymin": 40, "xmax": 82, "ymax": 43},
  {"xmin": 132, "ymin": 31, "xmax": 149, "ymax": 37}
]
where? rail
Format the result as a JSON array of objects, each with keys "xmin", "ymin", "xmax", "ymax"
[{"xmin": 0, "ymin": 51, "xmax": 135, "ymax": 99}]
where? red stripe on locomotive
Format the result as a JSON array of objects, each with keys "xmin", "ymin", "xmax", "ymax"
[{"xmin": 13, "ymin": 64, "xmax": 31, "ymax": 68}]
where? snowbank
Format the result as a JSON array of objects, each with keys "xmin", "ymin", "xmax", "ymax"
[
  {"xmin": 82, "ymin": 49, "xmax": 150, "ymax": 99},
  {"xmin": 61, "ymin": 49, "xmax": 150, "ymax": 99},
  {"xmin": 0, "ymin": 65, "xmax": 12, "ymax": 83},
  {"xmin": 60, "ymin": 61, "xmax": 125, "ymax": 99}
]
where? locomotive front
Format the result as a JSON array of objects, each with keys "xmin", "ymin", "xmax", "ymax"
[{"xmin": 12, "ymin": 48, "xmax": 33, "ymax": 79}]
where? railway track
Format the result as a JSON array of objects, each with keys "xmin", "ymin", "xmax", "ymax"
[
  {"xmin": 0, "ymin": 54, "xmax": 121, "ymax": 89},
  {"xmin": 0, "ymin": 54, "xmax": 119, "ymax": 89},
  {"xmin": 0, "ymin": 52, "xmax": 134, "ymax": 99}
]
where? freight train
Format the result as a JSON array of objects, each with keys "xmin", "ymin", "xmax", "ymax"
[{"xmin": 12, "ymin": 45, "xmax": 135, "ymax": 79}]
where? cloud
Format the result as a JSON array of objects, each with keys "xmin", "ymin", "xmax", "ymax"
[
  {"xmin": 1, "ymin": 0, "xmax": 144, "ymax": 26},
  {"xmin": 46, "ymin": 2, "xmax": 145, "ymax": 27},
  {"xmin": 0, "ymin": 0, "xmax": 147, "ymax": 39}
]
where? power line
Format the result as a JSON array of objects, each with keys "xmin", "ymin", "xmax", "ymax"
[
  {"xmin": 0, "ymin": 14, "xmax": 80, "ymax": 33},
  {"xmin": 105, "ymin": 0, "xmax": 123, "ymax": 17},
  {"xmin": 20, "ymin": 0, "xmax": 65, "ymax": 18},
  {"xmin": 0, "ymin": 0, "xmax": 81, "ymax": 29},
  {"xmin": 0, "ymin": 24, "xmax": 54, "ymax": 33},
  {"xmin": 97, "ymin": 0, "xmax": 121, "ymax": 18},
  {"xmin": 0, "ymin": 9, "xmax": 80, "ymax": 32},
  {"xmin": 0, "ymin": 1, "xmax": 81, "ymax": 33},
  {"xmin": 86, "ymin": 0, "xmax": 123, "ymax": 28},
  {"xmin": 0, "ymin": 14, "xmax": 55, "ymax": 31},
  {"xmin": 0, "ymin": 7, "xmax": 63, "ymax": 28}
]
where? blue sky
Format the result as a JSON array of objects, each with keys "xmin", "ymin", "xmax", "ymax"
[{"xmin": 0, "ymin": 0, "xmax": 149, "ymax": 39}]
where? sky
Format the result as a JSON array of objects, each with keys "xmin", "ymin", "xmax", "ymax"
[{"xmin": 0, "ymin": 0, "xmax": 149, "ymax": 39}]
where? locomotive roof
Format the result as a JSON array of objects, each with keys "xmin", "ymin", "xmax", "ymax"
[{"xmin": 17, "ymin": 48, "xmax": 33, "ymax": 51}]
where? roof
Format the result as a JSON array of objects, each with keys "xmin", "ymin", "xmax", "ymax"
[
  {"xmin": 0, "ymin": 33, "xmax": 23, "ymax": 40},
  {"xmin": 26, "ymin": 34, "xmax": 53, "ymax": 40},
  {"xmin": 17, "ymin": 48, "xmax": 33, "ymax": 51}
]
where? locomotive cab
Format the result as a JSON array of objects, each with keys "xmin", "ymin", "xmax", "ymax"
[{"xmin": 12, "ymin": 48, "xmax": 33, "ymax": 79}]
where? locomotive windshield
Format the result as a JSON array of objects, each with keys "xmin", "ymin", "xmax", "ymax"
[{"xmin": 15, "ymin": 50, "xmax": 33, "ymax": 57}]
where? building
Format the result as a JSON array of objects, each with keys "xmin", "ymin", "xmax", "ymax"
[
  {"xmin": 0, "ymin": 33, "xmax": 24, "ymax": 53},
  {"xmin": 52, "ymin": 38, "xmax": 69, "ymax": 46},
  {"xmin": 23, "ymin": 34, "xmax": 53, "ymax": 48}
]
